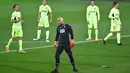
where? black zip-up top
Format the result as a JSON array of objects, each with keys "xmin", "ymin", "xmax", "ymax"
[{"xmin": 55, "ymin": 24, "xmax": 74, "ymax": 46}]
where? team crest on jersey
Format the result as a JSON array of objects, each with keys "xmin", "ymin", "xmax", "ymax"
[
  {"xmin": 63, "ymin": 25, "xmax": 66, "ymax": 28},
  {"xmin": 60, "ymin": 29, "xmax": 65, "ymax": 33}
]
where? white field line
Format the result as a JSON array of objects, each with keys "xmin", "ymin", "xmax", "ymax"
[
  {"xmin": 0, "ymin": 40, "xmax": 47, "ymax": 43},
  {"xmin": 0, "ymin": 35, "xmax": 130, "ymax": 54}
]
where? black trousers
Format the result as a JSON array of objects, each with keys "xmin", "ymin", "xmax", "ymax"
[{"xmin": 55, "ymin": 45, "xmax": 75, "ymax": 64}]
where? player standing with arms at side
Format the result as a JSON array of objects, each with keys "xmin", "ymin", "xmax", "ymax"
[
  {"xmin": 33, "ymin": 0, "xmax": 52, "ymax": 42},
  {"xmin": 51, "ymin": 17, "xmax": 79, "ymax": 73},
  {"xmin": 86, "ymin": 0, "xmax": 100, "ymax": 41},
  {"xmin": 102, "ymin": 1, "xmax": 122, "ymax": 45},
  {"xmin": 6, "ymin": 4, "xmax": 25, "ymax": 53}
]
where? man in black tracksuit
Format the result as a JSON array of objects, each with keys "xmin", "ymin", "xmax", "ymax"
[{"xmin": 51, "ymin": 17, "xmax": 78, "ymax": 73}]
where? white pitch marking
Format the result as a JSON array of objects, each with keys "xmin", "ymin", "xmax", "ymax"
[{"xmin": 0, "ymin": 35, "xmax": 130, "ymax": 54}]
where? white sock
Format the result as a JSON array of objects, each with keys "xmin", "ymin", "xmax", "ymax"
[
  {"xmin": 88, "ymin": 29, "xmax": 92, "ymax": 38},
  {"xmin": 104, "ymin": 33, "xmax": 113, "ymax": 41},
  {"xmin": 117, "ymin": 33, "xmax": 121, "ymax": 44},
  {"xmin": 95, "ymin": 29, "xmax": 98, "ymax": 38},
  {"xmin": 19, "ymin": 40, "xmax": 22, "ymax": 51},
  {"xmin": 6, "ymin": 38, "xmax": 13, "ymax": 48},
  {"xmin": 37, "ymin": 30, "xmax": 41, "ymax": 39},
  {"xmin": 46, "ymin": 30, "xmax": 49, "ymax": 40}
]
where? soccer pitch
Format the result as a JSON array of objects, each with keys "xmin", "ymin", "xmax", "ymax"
[{"xmin": 0, "ymin": 0, "xmax": 130, "ymax": 73}]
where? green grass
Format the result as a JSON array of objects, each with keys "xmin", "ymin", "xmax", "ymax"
[{"xmin": 0, "ymin": 0, "xmax": 130, "ymax": 73}]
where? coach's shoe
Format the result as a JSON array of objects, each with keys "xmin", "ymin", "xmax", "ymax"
[
  {"xmin": 95, "ymin": 37, "xmax": 98, "ymax": 41},
  {"xmin": 46, "ymin": 39, "xmax": 50, "ymax": 42},
  {"xmin": 19, "ymin": 50, "xmax": 26, "ymax": 53},
  {"xmin": 50, "ymin": 69, "xmax": 59, "ymax": 73},
  {"xmin": 73, "ymin": 68, "xmax": 79, "ymax": 73},
  {"xmin": 33, "ymin": 38, "xmax": 40, "ymax": 41},
  {"xmin": 86, "ymin": 37, "xmax": 92, "ymax": 40},
  {"xmin": 117, "ymin": 43, "xmax": 122, "ymax": 46},
  {"xmin": 102, "ymin": 39, "xmax": 106, "ymax": 45},
  {"xmin": 6, "ymin": 47, "xmax": 10, "ymax": 52}
]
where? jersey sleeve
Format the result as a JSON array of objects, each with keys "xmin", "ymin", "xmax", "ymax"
[
  {"xmin": 55, "ymin": 27, "xmax": 59, "ymax": 41},
  {"xmin": 68, "ymin": 24, "xmax": 74, "ymax": 39},
  {"xmin": 96, "ymin": 6, "xmax": 100, "ymax": 20},
  {"xmin": 86, "ymin": 6, "xmax": 90, "ymax": 21},
  {"xmin": 48, "ymin": 5, "xmax": 52, "ymax": 12},
  {"xmin": 109, "ymin": 9, "xmax": 115, "ymax": 19},
  {"xmin": 39, "ymin": 6, "xmax": 42, "ymax": 12}
]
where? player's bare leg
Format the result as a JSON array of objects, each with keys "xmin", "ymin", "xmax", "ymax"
[
  {"xmin": 6, "ymin": 37, "xmax": 15, "ymax": 52},
  {"xmin": 87, "ymin": 28, "xmax": 92, "ymax": 40},
  {"xmin": 19, "ymin": 37, "xmax": 25, "ymax": 53},
  {"xmin": 33, "ymin": 26, "xmax": 42, "ymax": 41},
  {"xmin": 45, "ymin": 27, "xmax": 50, "ymax": 42}
]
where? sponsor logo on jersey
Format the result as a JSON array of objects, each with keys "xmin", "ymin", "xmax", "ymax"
[{"xmin": 60, "ymin": 29, "xmax": 65, "ymax": 33}]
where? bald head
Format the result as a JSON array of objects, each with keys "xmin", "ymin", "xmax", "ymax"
[{"xmin": 57, "ymin": 17, "xmax": 64, "ymax": 24}]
